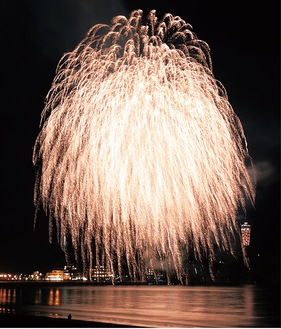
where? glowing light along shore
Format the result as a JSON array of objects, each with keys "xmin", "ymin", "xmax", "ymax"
[{"xmin": 33, "ymin": 9, "xmax": 255, "ymax": 284}]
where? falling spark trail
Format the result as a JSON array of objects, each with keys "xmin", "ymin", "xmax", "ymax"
[{"xmin": 33, "ymin": 9, "xmax": 255, "ymax": 283}]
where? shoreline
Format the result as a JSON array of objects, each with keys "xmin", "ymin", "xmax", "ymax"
[
  {"xmin": 0, "ymin": 313, "xmax": 142, "ymax": 328},
  {"xmin": 0, "ymin": 279, "xmax": 256, "ymax": 288}
]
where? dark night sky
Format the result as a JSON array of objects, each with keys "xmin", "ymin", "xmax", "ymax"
[{"xmin": 1, "ymin": 1, "xmax": 279, "ymax": 282}]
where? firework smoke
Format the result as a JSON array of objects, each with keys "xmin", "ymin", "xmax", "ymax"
[{"xmin": 33, "ymin": 9, "xmax": 255, "ymax": 283}]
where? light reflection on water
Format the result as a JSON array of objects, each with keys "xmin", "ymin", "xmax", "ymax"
[{"xmin": 0, "ymin": 284, "xmax": 279, "ymax": 327}]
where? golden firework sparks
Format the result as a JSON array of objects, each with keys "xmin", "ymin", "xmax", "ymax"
[{"xmin": 33, "ymin": 9, "xmax": 255, "ymax": 284}]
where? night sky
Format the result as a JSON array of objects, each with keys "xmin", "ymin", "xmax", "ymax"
[{"xmin": 1, "ymin": 1, "xmax": 279, "ymax": 283}]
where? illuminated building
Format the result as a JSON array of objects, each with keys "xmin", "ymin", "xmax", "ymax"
[
  {"xmin": 29, "ymin": 271, "xmax": 44, "ymax": 280},
  {"xmin": 45, "ymin": 269, "xmax": 64, "ymax": 281},
  {"xmin": 0, "ymin": 273, "xmax": 19, "ymax": 281},
  {"xmin": 241, "ymin": 222, "xmax": 251, "ymax": 247},
  {"xmin": 90, "ymin": 266, "xmax": 113, "ymax": 282},
  {"xmin": 63, "ymin": 265, "xmax": 81, "ymax": 280}
]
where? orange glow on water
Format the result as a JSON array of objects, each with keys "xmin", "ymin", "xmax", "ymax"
[{"xmin": 33, "ymin": 10, "xmax": 255, "ymax": 283}]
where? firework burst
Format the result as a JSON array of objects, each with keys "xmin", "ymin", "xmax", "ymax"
[{"xmin": 33, "ymin": 9, "xmax": 255, "ymax": 283}]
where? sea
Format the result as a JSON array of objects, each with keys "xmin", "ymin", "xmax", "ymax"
[{"xmin": 0, "ymin": 282, "xmax": 279, "ymax": 327}]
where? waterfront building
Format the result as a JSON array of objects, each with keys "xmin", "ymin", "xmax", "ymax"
[
  {"xmin": 90, "ymin": 266, "xmax": 113, "ymax": 282},
  {"xmin": 29, "ymin": 271, "xmax": 44, "ymax": 280},
  {"xmin": 45, "ymin": 269, "xmax": 64, "ymax": 281},
  {"xmin": 0, "ymin": 273, "xmax": 19, "ymax": 281},
  {"xmin": 63, "ymin": 265, "xmax": 86, "ymax": 281}
]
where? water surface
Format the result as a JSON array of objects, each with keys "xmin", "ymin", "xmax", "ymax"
[{"xmin": 0, "ymin": 284, "xmax": 279, "ymax": 327}]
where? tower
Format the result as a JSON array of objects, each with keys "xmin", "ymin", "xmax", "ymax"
[{"xmin": 241, "ymin": 222, "xmax": 251, "ymax": 247}]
